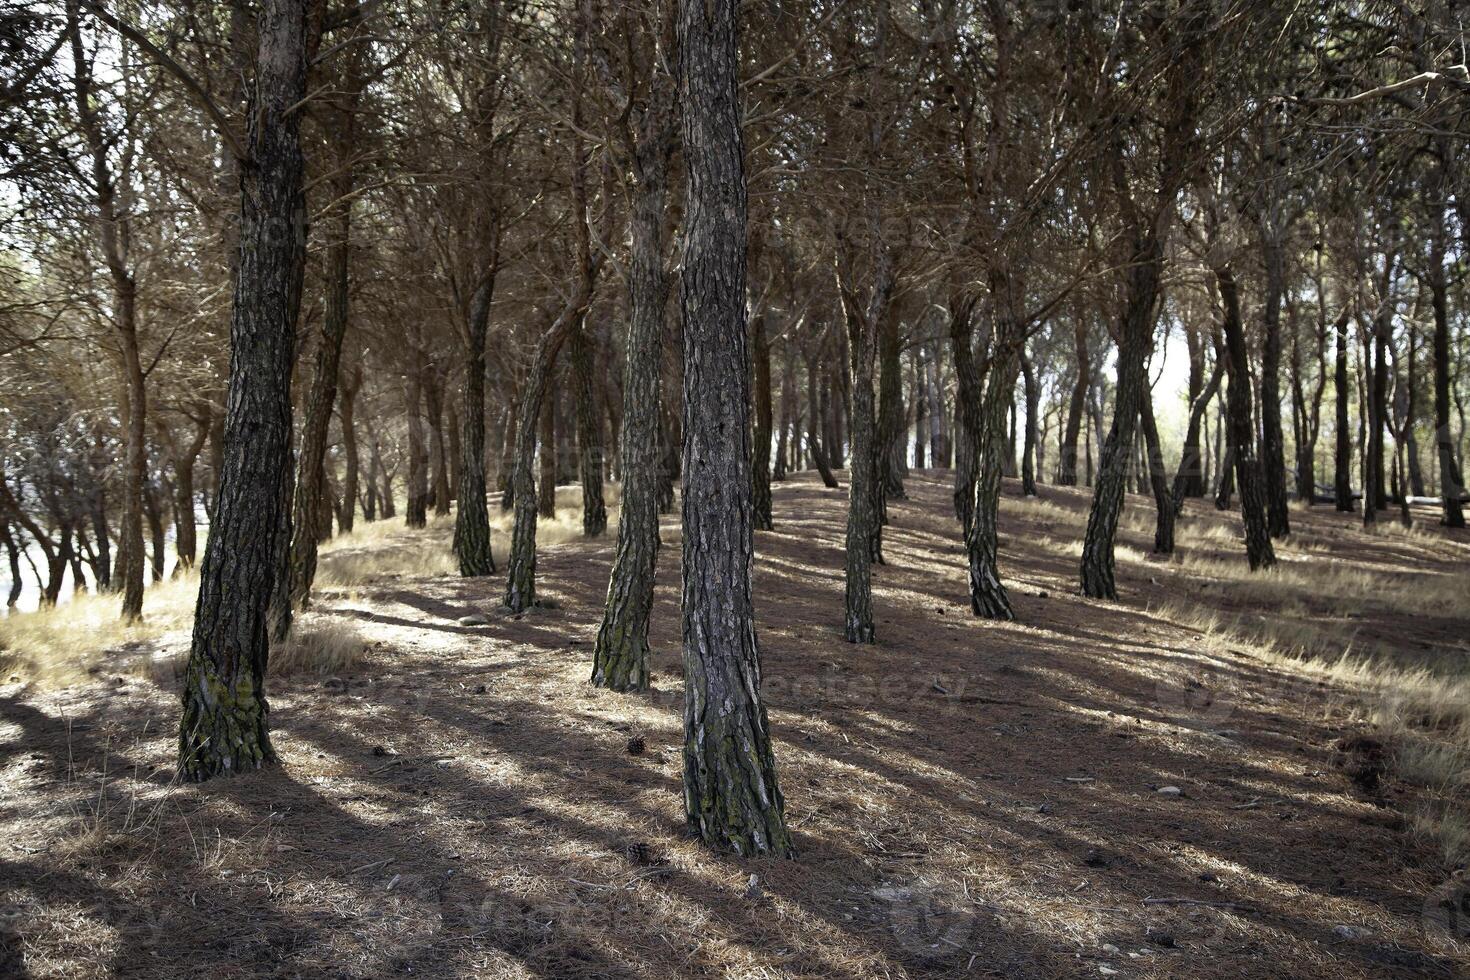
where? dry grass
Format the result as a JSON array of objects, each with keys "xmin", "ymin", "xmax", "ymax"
[{"xmin": 1, "ymin": 486, "xmax": 616, "ymax": 688}]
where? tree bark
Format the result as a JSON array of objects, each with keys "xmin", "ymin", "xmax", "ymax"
[
  {"xmin": 751, "ymin": 309, "xmax": 774, "ymax": 530},
  {"xmin": 1429, "ymin": 213, "xmax": 1466, "ymax": 526},
  {"xmin": 571, "ymin": 322, "xmax": 608, "ymax": 535},
  {"xmin": 1215, "ymin": 264, "xmax": 1276, "ymax": 570},
  {"xmin": 1258, "ymin": 236, "xmax": 1290, "ymax": 538},
  {"xmin": 592, "ymin": 53, "xmax": 673, "ymax": 689},
  {"xmin": 1334, "ymin": 302, "xmax": 1354, "ymax": 511},
  {"xmin": 1020, "ymin": 350, "xmax": 1039, "ymax": 496},
  {"xmin": 1057, "ymin": 319, "xmax": 1089, "ymax": 486},
  {"xmin": 677, "ymin": 0, "xmax": 791, "ymax": 857},
  {"xmin": 178, "ymin": 0, "xmax": 309, "ymax": 782}
]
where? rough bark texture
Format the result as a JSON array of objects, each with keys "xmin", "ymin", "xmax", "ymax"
[
  {"xmin": 1057, "ymin": 319, "xmax": 1089, "ymax": 486},
  {"xmin": 178, "ymin": 0, "xmax": 308, "ymax": 782},
  {"xmin": 1140, "ymin": 388, "xmax": 1173, "ymax": 554},
  {"xmin": 455, "ymin": 274, "xmax": 498, "ymax": 575},
  {"xmin": 570, "ymin": 322, "xmax": 607, "ymax": 536},
  {"xmin": 592, "ymin": 60, "xmax": 671, "ymax": 690},
  {"xmin": 1079, "ymin": 228, "xmax": 1160, "ymax": 600},
  {"xmin": 677, "ymin": 0, "xmax": 791, "ymax": 858},
  {"xmin": 1258, "ymin": 237, "xmax": 1290, "ymax": 538},
  {"xmin": 1216, "ymin": 265, "xmax": 1276, "ymax": 571}
]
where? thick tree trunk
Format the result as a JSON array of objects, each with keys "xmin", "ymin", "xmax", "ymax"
[
  {"xmin": 571, "ymin": 323, "xmax": 608, "ymax": 536},
  {"xmin": 1080, "ymin": 228, "xmax": 1161, "ymax": 600},
  {"xmin": 283, "ymin": 183, "xmax": 352, "ymax": 621},
  {"xmin": 455, "ymin": 275, "xmax": 499, "ymax": 574},
  {"xmin": 1215, "ymin": 265, "xmax": 1276, "ymax": 570},
  {"xmin": 178, "ymin": 0, "xmax": 309, "ymax": 782},
  {"xmin": 498, "ymin": 396, "xmax": 518, "ymax": 510},
  {"xmin": 593, "ymin": 76, "xmax": 672, "ymax": 690},
  {"xmin": 677, "ymin": 0, "xmax": 790, "ymax": 858}
]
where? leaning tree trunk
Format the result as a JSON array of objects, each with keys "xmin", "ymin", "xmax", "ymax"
[
  {"xmin": 1141, "ymin": 387, "xmax": 1173, "ymax": 554},
  {"xmin": 1216, "ymin": 265, "xmax": 1275, "ymax": 571},
  {"xmin": 751, "ymin": 310, "xmax": 774, "ymax": 531},
  {"xmin": 1080, "ymin": 229, "xmax": 1161, "ymax": 600},
  {"xmin": 677, "ymin": 0, "xmax": 791, "ymax": 858},
  {"xmin": 1171, "ymin": 351, "xmax": 1224, "ymax": 515},
  {"xmin": 570, "ymin": 321, "xmax": 607, "ymax": 536},
  {"xmin": 592, "ymin": 82, "xmax": 672, "ymax": 690},
  {"xmin": 282, "ymin": 183, "xmax": 352, "ymax": 624},
  {"xmin": 803, "ymin": 349, "xmax": 840, "ymax": 488},
  {"xmin": 1057, "ymin": 319, "xmax": 1089, "ymax": 486},
  {"xmin": 178, "ymin": 0, "xmax": 308, "ymax": 782}
]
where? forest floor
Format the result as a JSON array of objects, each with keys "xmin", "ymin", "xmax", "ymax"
[{"xmin": 2, "ymin": 471, "xmax": 1469, "ymax": 979}]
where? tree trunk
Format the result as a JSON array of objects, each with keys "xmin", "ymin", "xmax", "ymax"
[
  {"xmin": 426, "ymin": 368, "xmax": 451, "ymax": 517},
  {"xmin": 70, "ymin": 24, "xmax": 146, "ymax": 621},
  {"xmin": 677, "ymin": 0, "xmax": 791, "ymax": 858},
  {"xmin": 455, "ymin": 273, "xmax": 499, "ymax": 574},
  {"xmin": 537, "ymin": 389, "xmax": 558, "ymax": 519},
  {"xmin": 571, "ymin": 323, "xmax": 608, "ymax": 536},
  {"xmin": 1171, "ymin": 348, "xmax": 1225, "ymax": 515},
  {"xmin": 593, "ymin": 74, "xmax": 672, "ymax": 689},
  {"xmin": 803, "ymin": 348, "xmax": 840, "ymax": 488},
  {"xmin": 1020, "ymin": 350, "xmax": 1039, "ymax": 496},
  {"xmin": 283, "ymin": 179, "xmax": 353, "ymax": 621},
  {"xmin": 1429, "ymin": 219, "xmax": 1466, "ymax": 526},
  {"xmin": 1057, "ymin": 319, "xmax": 1089, "ymax": 486},
  {"xmin": 178, "ymin": 0, "xmax": 309, "ymax": 782},
  {"xmin": 1215, "ymin": 265, "xmax": 1276, "ymax": 570},
  {"xmin": 338, "ymin": 364, "xmax": 360, "ymax": 533},
  {"xmin": 404, "ymin": 362, "xmax": 429, "ymax": 528},
  {"xmin": 1258, "ymin": 237, "xmax": 1290, "ymax": 538},
  {"xmin": 1140, "ymin": 387, "xmax": 1173, "ymax": 554},
  {"xmin": 1334, "ymin": 304, "xmax": 1354, "ymax": 511},
  {"xmin": 751, "ymin": 310, "xmax": 774, "ymax": 530},
  {"xmin": 1080, "ymin": 226, "xmax": 1161, "ymax": 600}
]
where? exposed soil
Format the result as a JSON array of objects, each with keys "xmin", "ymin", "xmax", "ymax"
[{"xmin": 2, "ymin": 472, "xmax": 1468, "ymax": 978}]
